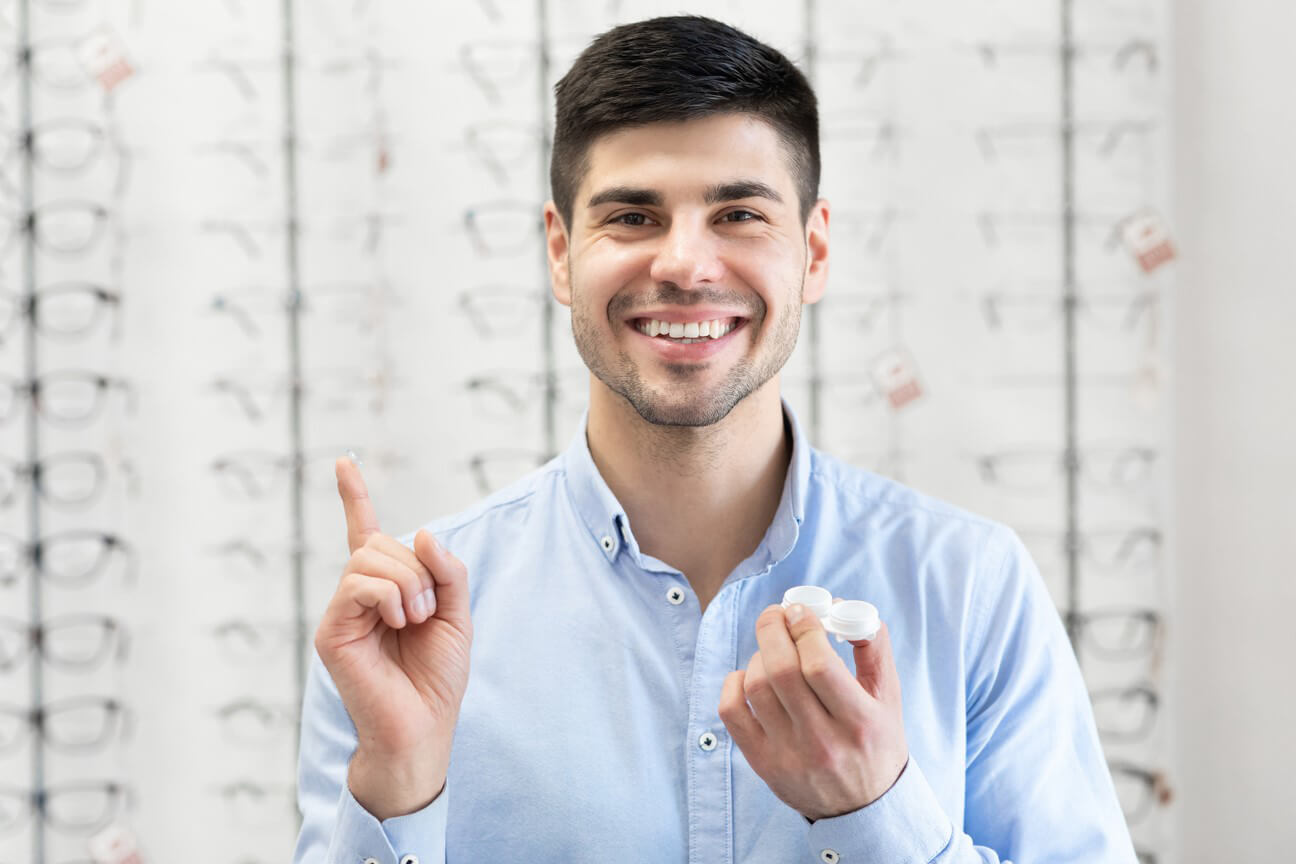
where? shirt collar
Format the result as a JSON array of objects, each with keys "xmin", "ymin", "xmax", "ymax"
[{"xmin": 561, "ymin": 396, "xmax": 811, "ymax": 567}]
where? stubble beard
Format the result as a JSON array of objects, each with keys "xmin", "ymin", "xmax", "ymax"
[{"xmin": 570, "ymin": 273, "xmax": 804, "ymax": 428}]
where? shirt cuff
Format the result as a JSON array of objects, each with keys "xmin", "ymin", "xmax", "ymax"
[
  {"xmin": 805, "ymin": 757, "xmax": 953, "ymax": 863},
  {"xmin": 329, "ymin": 781, "xmax": 449, "ymax": 864}
]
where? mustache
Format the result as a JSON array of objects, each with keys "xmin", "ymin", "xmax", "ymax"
[{"xmin": 608, "ymin": 285, "xmax": 763, "ymax": 319}]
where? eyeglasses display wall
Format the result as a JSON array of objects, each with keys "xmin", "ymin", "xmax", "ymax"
[{"xmin": 0, "ymin": 0, "xmax": 1173, "ymax": 862}]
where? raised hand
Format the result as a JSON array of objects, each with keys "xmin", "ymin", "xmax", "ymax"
[{"xmin": 313, "ymin": 455, "xmax": 473, "ymax": 819}]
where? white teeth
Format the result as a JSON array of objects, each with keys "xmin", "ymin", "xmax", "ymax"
[{"xmin": 635, "ymin": 317, "xmax": 738, "ymax": 340}]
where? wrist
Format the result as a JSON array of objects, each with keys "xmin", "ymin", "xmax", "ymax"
[{"xmin": 348, "ymin": 746, "xmax": 448, "ymax": 820}]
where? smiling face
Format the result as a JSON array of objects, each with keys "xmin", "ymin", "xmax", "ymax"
[{"xmin": 544, "ymin": 112, "xmax": 830, "ymax": 428}]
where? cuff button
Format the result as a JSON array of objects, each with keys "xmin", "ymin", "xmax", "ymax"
[{"xmin": 820, "ymin": 850, "xmax": 840, "ymax": 863}]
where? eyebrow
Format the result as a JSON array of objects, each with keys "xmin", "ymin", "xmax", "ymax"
[{"xmin": 585, "ymin": 180, "xmax": 784, "ymax": 210}]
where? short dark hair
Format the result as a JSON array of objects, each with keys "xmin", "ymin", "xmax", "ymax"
[{"xmin": 550, "ymin": 15, "xmax": 820, "ymax": 231}]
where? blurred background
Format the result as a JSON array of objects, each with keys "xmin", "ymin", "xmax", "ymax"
[{"xmin": 0, "ymin": 0, "xmax": 1291, "ymax": 862}]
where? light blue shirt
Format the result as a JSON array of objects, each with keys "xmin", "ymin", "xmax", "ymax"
[{"xmin": 294, "ymin": 401, "xmax": 1137, "ymax": 863}]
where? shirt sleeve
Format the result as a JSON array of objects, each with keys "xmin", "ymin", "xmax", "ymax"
[
  {"xmin": 804, "ymin": 526, "xmax": 1140, "ymax": 864},
  {"xmin": 292, "ymin": 649, "xmax": 449, "ymax": 864}
]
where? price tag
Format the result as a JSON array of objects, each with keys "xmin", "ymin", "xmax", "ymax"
[
  {"xmin": 89, "ymin": 824, "xmax": 144, "ymax": 864},
  {"xmin": 869, "ymin": 346, "xmax": 924, "ymax": 410},
  {"xmin": 77, "ymin": 26, "xmax": 135, "ymax": 92},
  {"xmin": 1121, "ymin": 210, "xmax": 1176, "ymax": 274}
]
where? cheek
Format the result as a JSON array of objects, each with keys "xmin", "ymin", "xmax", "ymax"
[{"xmin": 576, "ymin": 243, "xmax": 654, "ymax": 295}]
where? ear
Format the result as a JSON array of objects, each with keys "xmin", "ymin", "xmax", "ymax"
[
  {"xmin": 802, "ymin": 198, "xmax": 830, "ymax": 306},
  {"xmin": 544, "ymin": 202, "xmax": 572, "ymax": 307}
]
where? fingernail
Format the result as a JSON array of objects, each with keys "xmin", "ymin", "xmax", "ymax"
[
  {"xmin": 786, "ymin": 603, "xmax": 805, "ymax": 625},
  {"xmin": 422, "ymin": 588, "xmax": 437, "ymax": 616},
  {"xmin": 412, "ymin": 592, "xmax": 428, "ymax": 620}
]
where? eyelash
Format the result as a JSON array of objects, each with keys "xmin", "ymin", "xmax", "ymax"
[{"xmin": 608, "ymin": 210, "xmax": 762, "ymax": 227}]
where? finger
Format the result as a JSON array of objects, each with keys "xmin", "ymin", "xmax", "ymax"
[
  {"xmin": 349, "ymin": 546, "xmax": 433, "ymax": 624},
  {"xmin": 338, "ymin": 571, "xmax": 406, "ymax": 631},
  {"xmin": 366, "ymin": 534, "xmax": 434, "ymax": 594},
  {"xmin": 413, "ymin": 530, "xmax": 472, "ymax": 630},
  {"xmin": 754, "ymin": 605, "xmax": 824, "ymax": 728},
  {"xmin": 337, "ymin": 456, "xmax": 380, "ymax": 554},
  {"xmin": 718, "ymin": 669, "xmax": 765, "ymax": 753},
  {"xmin": 784, "ymin": 602, "xmax": 869, "ymax": 722},
  {"xmin": 851, "ymin": 620, "xmax": 899, "ymax": 702},
  {"xmin": 743, "ymin": 651, "xmax": 792, "ymax": 738}
]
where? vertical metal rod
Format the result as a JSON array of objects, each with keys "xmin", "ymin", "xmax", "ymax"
[
  {"xmin": 17, "ymin": 0, "xmax": 45, "ymax": 858},
  {"xmin": 282, "ymin": 0, "xmax": 308, "ymax": 764},
  {"xmin": 1060, "ymin": 0, "xmax": 1082, "ymax": 654},
  {"xmin": 803, "ymin": 0, "xmax": 822, "ymax": 442},
  {"xmin": 539, "ymin": 0, "xmax": 556, "ymax": 458}
]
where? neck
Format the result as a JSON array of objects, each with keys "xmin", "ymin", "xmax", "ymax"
[{"xmin": 586, "ymin": 377, "xmax": 793, "ymax": 604}]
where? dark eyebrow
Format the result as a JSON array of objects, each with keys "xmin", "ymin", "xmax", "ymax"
[
  {"xmin": 703, "ymin": 180, "xmax": 783, "ymax": 206},
  {"xmin": 585, "ymin": 179, "xmax": 784, "ymax": 210}
]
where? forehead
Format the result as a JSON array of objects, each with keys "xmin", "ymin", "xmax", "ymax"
[{"xmin": 578, "ymin": 113, "xmax": 795, "ymax": 205}]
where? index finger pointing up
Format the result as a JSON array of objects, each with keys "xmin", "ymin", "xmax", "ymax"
[{"xmin": 336, "ymin": 455, "xmax": 380, "ymax": 554}]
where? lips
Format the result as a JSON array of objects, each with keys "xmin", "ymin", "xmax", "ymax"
[{"xmin": 627, "ymin": 316, "xmax": 747, "ymax": 360}]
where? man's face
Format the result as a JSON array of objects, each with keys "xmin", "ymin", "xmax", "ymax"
[{"xmin": 544, "ymin": 113, "xmax": 829, "ymax": 427}]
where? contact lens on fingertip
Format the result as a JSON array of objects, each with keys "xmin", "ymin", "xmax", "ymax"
[{"xmin": 345, "ymin": 448, "xmax": 363, "ymax": 467}]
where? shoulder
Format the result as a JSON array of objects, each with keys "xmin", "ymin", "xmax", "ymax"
[{"xmin": 808, "ymin": 447, "xmax": 1018, "ymax": 560}]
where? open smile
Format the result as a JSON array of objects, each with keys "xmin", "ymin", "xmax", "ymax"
[{"xmin": 627, "ymin": 315, "xmax": 748, "ymax": 360}]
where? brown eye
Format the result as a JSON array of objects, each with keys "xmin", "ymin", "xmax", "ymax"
[{"xmin": 611, "ymin": 212, "xmax": 649, "ymax": 226}]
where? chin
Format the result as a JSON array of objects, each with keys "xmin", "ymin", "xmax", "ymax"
[{"xmin": 622, "ymin": 387, "xmax": 747, "ymax": 428}]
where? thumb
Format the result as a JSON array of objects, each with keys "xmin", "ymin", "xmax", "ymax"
[
  {"xmin": 413, "ymin": 529, "xmax": 472, "ymax": 630},
  {"xmin": 850, "ymin": 620, "xmax": 897, "ymax": 701}
]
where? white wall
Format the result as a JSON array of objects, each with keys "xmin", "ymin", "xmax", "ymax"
[{"xmin": 1170, "ymin": 1, "xmax": 1296, "ymax": 859}]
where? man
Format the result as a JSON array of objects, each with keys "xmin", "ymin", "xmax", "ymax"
[{"xmin": 294, "ymin": 15, "xmax": 1137, "ymax": 864}]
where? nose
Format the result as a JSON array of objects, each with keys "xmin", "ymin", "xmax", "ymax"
[{"xmin": 648, "ymin": 214, "xmax": 726, "ymax": 289}]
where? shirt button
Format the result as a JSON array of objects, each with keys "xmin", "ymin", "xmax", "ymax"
[
  {"xmin": 666, "ymin": 586, "xmax": 685, "ymax": 605},
  {"xmin": 820, "ymin": 849, "xmax": 840, "ymax": 863},
  {"xmin": 363, "ymin": 859, "xmax": 379, "ymax": 864},
  {"xmin": 600, "ymin": 535, "xmax": 614, "ymax": 552},
  {"xmin": 698, "ymin": 730, "xmax": 718, "ymax": 751},
  {"xmin": 400, "ymin": 856, "xmax": 420, "ymax": 864}
]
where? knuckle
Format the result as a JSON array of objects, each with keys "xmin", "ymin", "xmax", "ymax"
[
  {"xmin": 717, "ymin": 696, "xmax": 737, "ymax": 722},
  {"xmin": 338, "ymin": 570, "xmax": 365, "ymax": 594},
  {"xmin": 768, "ymin": 662, "xmax": 801, "ymax": 689},
  {"xmin": 348, "ymin": 546, "xmax": 380, "ymax": 573},
  {"xmin": 801, "ymin": 657, "xmax": 835, "ymax": 683},
  {"xmin": 743, "ymin": 673, "xmax": 769, "ymax": 698}
]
